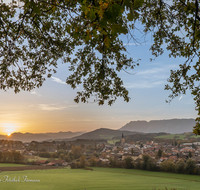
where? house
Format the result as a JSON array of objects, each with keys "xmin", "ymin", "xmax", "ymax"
[
  {"xmin": 35, "ymin": 160, "xmax": 49, "ymax": 166},
  {"xmin": 122, "ymin": 153, "xmax": 142, "ymax": 161},
  {"xmin": 46, "ymin": 159, "xmax": 66, "ymax": 166},
  {"xmin": 97, "ymin": 158, "xmax": 110, "ymax": 165},
  {"xmin": 84, "ymin": 150, "xmax": 94, "ymax": 156}
]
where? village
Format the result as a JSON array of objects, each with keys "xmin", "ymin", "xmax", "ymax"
[{"xmin": 0, "ymin": 133, "xmax": 200, "ymax": 173}]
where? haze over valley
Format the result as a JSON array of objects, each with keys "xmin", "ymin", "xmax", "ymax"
[{"xmin": 0, "ymin": 118, "xmax": 195, "ymax": 142}]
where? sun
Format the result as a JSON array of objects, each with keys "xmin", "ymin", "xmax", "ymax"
[
  {"xmin": 1, "ymin": 123, "xmax": 19, "ymax": 136},
  {"xmin": 4, "ymin": 128, "xmax": 15, "ymax": 135}
]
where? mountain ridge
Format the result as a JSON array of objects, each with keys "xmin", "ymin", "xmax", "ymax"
[
  {"xmin": 0, "ymin": 118, "xmax": 196, "ymax": 142},
  {"xmin": 119, "ymin": 118, "xmax": 195, "ymax": 133},
  {"xmin": 68, "ymin": 128, "xmax": 142, "ymax": 141},
  {"xmin": 0, "ymin": 131, "xmax": 85, "ymax": 142}
]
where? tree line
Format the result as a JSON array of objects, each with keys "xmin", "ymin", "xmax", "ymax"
[
  {"xmin": 71, "ymin": 154, "xmax": 200, "ymax": 175},
  {"xmin": 39, "ymin": 146, "xmax": 85, "ymax": 162},
  {"xmin": 0, "ymin": 150, "xmax": 25, "ymax": 163}
]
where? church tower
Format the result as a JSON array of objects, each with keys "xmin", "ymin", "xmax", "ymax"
[{"xmin": 121, "ymin": 133, "xmax": 125, "ymax": 147}]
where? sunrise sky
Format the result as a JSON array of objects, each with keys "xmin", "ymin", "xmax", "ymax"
[{"xmin": 0, "ymin": 1, "xmax": 197, "ymax": 135}]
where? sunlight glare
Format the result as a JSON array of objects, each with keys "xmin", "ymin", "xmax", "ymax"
[{"xmin": 1, "ymin": 123, "xmax": 19, "ymax": 135}]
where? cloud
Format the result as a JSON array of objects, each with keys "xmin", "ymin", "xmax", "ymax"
[
  {"xmin": 179, "ymin": 95, "xmax": 183, "ymax": 101},
  {"xmin": 30, "ymin": 91, "xmax": 41, "ymax": 97},
  {"xmin": 38, "ymin": 104, "xmax": 77, "ymax": 111},
  {"xmin": 0, "ymin": 113, "xmax": 20, "ymax": 119},
  {"xmin": 137, "ymin": 64, "xmax": 179, "ymax": 77},
  {"xmin": 51, "ymin": 77, "xmax": 66, "ymax": 85},
  {"xmin": 126, "ymin": 64, "xmax": 180, "ymax": 89},
  {"xmin": 38, "ymin": 104, "xmax": 66, "ymax": 111},
  {"xmin": 126, "ymin": 80, "xmax": 165, "ymax": 89},
  {"xmin": 123, "ymin": 43, "xmax": 138, "ymax": 46},
  {"xmin": 123, "ymin": 42, "xmax": 153, "ymax": 46},
  {"xmin": 137, "ymin": 67, "xmax": 164, "ymax": 76}
]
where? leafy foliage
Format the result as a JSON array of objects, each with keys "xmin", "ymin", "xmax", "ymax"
[
  {"xmin": 160, "ymin": 159, "xmax": 175, "ymax": 173},
  {"xmin": 185, "ymin": 158, "xmax": 198, "ymax": 174},
  {"xmin": 0, "ymin": 0, "xmax": 141, "ymax": 106},
  {"xmin": 1, "ymin": 0, "xmax": 200, "ymax": 133},
  {"xmin": 175, "ymin": 159, "xmax": 185, "ymax": 174},
  {"xmin": 124, "ymin": 156, "xmax": 134, "ymax": 169},
  {"xmin": 138, "ymin": 0, "xmax": 200, "ymax": 134},
  {"xmin": 157, "ymin": 149, "xmax": 162, "ymax": 159}
]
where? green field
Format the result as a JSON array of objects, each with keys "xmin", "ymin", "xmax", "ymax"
[
  {"xmin": 155, "ymin": 134, "xmax": 186, "ymax": 140},
  {"xmin": 24, "ymin": 155, "xmax": 57, "ymax": 162},
  {"xmin": 107, "ymin": 139, "xmax": 120, "ymax": 144},
  {"xmin": 0, "ymin": 163, "xmax": 26, "ymax": 167},
  {"xmin": 0, "ymin": 167, "xmax": 199, "ymax": 190},
  {"xmin": 155, "ymin": 134, "xmax": 199, "ymax": 140},
  {"xmin": 99, "ymin": 135, "xmax": 116, "ymax": 140}
]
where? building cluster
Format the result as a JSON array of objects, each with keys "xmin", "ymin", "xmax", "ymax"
[
  {"xmin": 95, "ymin": 134, "xmax": 200, "ymax": 167},
  {"xmin": 0, "ymin": 134, "xmax": 200, "ymax": 168}
]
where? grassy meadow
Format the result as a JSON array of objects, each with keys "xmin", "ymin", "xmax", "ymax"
[
  {"xmin": 0, "ymin": 167, "xmax": 199, "ymax": 190},
  {"xmin": 99, "ymin": 135, "xmax": 116, "ymax": 140},
  {"xmin": 0, "ymin": 163, "xmax": 26, "ymax": 167},
  {"xmin": 155, "ymin": 133, "xmax": 199, "ymax": 140},
  {"xmin": 155, "ymin": 134, "xmax": 186, "ymax": 140},
  {"xmin": 24, "ymin": 155, "xmax": 57, "ymax": 162},
  {"xmin": 107, "ymin": 139, "xmax": 120, "ymax": 144}
]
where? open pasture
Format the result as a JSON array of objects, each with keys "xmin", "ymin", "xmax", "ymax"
[
  {"xmin": 24, "ymin": 155, "xmax": 50, "ymax": 162},
  {"xmin": 0, "ymin": 167, "xmax": 199, "ymax": 190},
  {"xmin": 0, "ymin": 163, "xmax": 26, "ymax": 167},
  {"xmin": 155, "ymin": 134, "xmax": 197, "ymax": 140}
]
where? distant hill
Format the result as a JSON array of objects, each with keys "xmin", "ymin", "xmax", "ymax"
[
  {"xmin": 0, "ymin": 131, "xmax": 85, "ymax": 142},
  {"xmin": 67, "ymin": 139, "xmax": 107, "ymax": 147},
  {"xmin": 69, "ymin": 128, "xmax": 142, "ymax": 141},
  {"xmin": 119, "ymin": 118, "xmax": 196, "ymax": 134}
]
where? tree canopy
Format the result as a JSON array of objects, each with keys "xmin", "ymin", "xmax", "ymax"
[{"xmin": 1, "ymin": 0, "xmax": 200, "ymax": 134}]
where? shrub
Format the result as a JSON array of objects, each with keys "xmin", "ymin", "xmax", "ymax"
[
  {"xmin": 109, "ymin": 158, "xmax": 117, "ymax": 168},
  {"xmin": 141, "ymin": 154, "xmax": 151, "ymax": 170},
  {"xmin": 89, "ymin": 156, "xmax": 97, "ymax": 167},
  {"xmin": 160, "ymin": 160, "xmax": 175, "ymax": 173},
  {"xmin": 124, "ymin": 156, "xmax": 134, "ymax": 169},
  {"xmin": 175, "ymin": 159, "xmax": 185, "ymax": 174},
  {"xmin": 116, "ymin": 160, "xmax": 125, "ymax": 168},
  {"xmin": 134, "ymin": 160, "xmax": 142, "ymax": 169},
  {"xmin": 185, "ymin": 159, "xmax": 197, "ymax": 174},
  {"xmin": 79, "ymin": 155, "xmax": 86, "ymax": 168},
  {"xmin": 64, "ymin": 155, "xmax": 71, "ymax": 162},
  {"xmin": 39, "ymin": 152, "xmax": 51, "ymax": 158},
  {"xmin": 70, "ymin": 162, "xmax": 77, "ymax": 169},
  {"xmin": 146, "ymin": 158, "xmax": 158, "ymax": 171}
]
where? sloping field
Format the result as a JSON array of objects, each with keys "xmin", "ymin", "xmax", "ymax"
[
  {"xmin": 155, "ymin": 133, "xmax": 199, "ymax": 140},
  {"xmin": 0, "ymin": 165, "xmax": 61, "ymax": 171},
  {"xmin": 0, "ymin": 163, "xmax": 26, "ymax": 167},
  {"xmin": 24, "ymin": 155, "xmax": 51, "ymax": 161},
  {"xmin": 0, "ymin": 167, "xmax": 199, "ymax": 190},
  {"xmin": 154, "ymin": 134, "xmax": 185, "ymax": 139}
]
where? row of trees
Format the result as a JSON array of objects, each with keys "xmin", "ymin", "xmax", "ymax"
[
  {"xmin": 0, "ymin": 140, "xmax": 23, "ymax": 147},
  {"xmin": 161, "ymin": 158, "xmax": 198, "ymax": 175},
  {"xmin": 39, "ymin": 146, "xmax": 84, "ymax": 162},
  {"xmin": 0, "ymin": 150, "xmax": 25, "ymax": 163},
  {"xmin": 125, "ymin": 155, "xmax": 200, "ymax": 175},
  {"xmin": 71, "ymin": 154, "xmax": 200, "ymax": 175}
]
